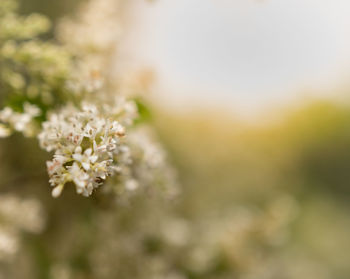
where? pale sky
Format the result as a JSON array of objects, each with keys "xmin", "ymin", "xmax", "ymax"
[{"xmin": 122, "ymin": 0, "xmax": 350, "ymax": 115}]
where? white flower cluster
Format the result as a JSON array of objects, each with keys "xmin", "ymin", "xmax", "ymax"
[
  {"xmin": 125, "ymin": 127, "xmax": 179, "ymax": 196},
  {"xmin": 0, "ymin": 0, "xmax": 177, "ymax": 200},
  {"xmin": 57, "ymin": 0, "xmax": 121, "ymax": 95},
  {"xmin": 0, "ymin": 102, "xmax": 41, "ymax": 137},
  {"xmin": 38, "ymin": 101, "xmax": 135, "ymax": 197}
]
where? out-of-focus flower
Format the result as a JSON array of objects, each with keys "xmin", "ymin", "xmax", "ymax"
[
  {"xmin": 0, "ymin": 124, "xmax": 11, "ymax": 137},
  {"xmin": 0, "ymin": 103, "xmax": 41, "ymax": 137},
  {"xmin": 0, "ymin": 194, "xmax": 45, "ymax": 262},
  {"xmin": 57, "ymin": 0, "xmax": 121, "ymax": 55}
]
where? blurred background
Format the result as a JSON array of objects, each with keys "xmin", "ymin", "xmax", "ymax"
[{"xmin": 7, "ymin": 0, "xmax": 350, "ymax": 278}]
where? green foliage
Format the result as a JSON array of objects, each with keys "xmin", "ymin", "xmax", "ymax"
[
  {"xmin": 133, "ymin": 97, "xmax": 152, "ymax": 125},
  {"xmin": 0, "ymin": 2, "xmax": 72, "ymax": 116}
]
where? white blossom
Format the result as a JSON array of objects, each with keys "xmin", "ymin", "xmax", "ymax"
[
  {"xmin": 0, "ymin": 103, "xmax": 41, "ymax": 137},
  {"xmin": 38, "ymin": 101, "xmax": 134, "ymax": 197}
]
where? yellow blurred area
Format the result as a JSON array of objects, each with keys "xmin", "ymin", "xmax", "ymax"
[{"xmin": 153, "ymin": 99, "xmax": 350, "ymax": 275}]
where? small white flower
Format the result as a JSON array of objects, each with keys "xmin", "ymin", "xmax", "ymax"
[
  {"xmin": 23, "ymin": 102, "xmax": 41, "ymax": 117},
  {"xmin": 52, "ymin": 184, "xmax": 64, "ymax": 198},
  {"xmin": 68, "ymin": 163, "xmax": 89, "ymax": 189},
  {"xmin": 125, "ymin": 179, "xmax": 139, "ymax": 191},
  {"xmin": 0, "ymin": 107, "xmax": 14, "ymax": 122},
  {"xmin": 73, "ymin": 147, "xmax": 98, "ymax": 171}
]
